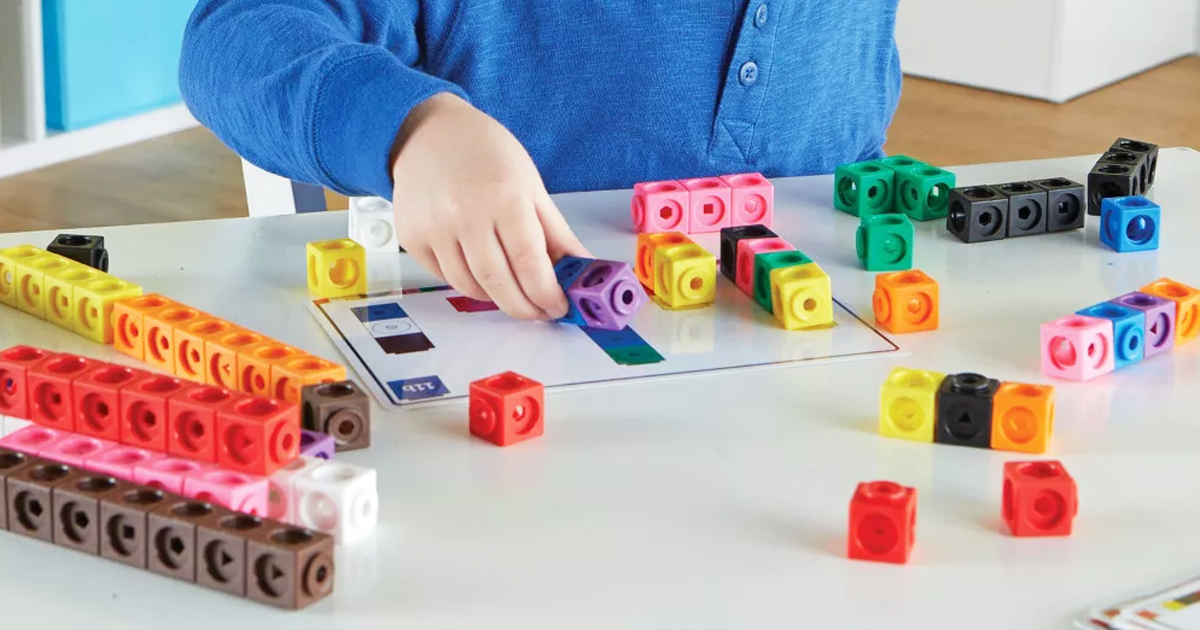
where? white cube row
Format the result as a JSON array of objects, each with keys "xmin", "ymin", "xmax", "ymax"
[{"xmin": 268, "ymin": 455, "xmax": 379, "ymax": 546}]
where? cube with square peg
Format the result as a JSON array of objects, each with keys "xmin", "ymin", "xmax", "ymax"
[{"xmin": 1032, "ymin": 178, "xmax": 1086, "ymax": 233}]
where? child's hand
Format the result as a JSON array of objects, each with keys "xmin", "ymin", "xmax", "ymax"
[{"xmin": 390, "ymin": 93, "xmax": 591, "ymax": 320}]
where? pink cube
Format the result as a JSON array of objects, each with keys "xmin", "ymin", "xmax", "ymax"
[
  {"xmin": 133, "ymin": 456, "xmax": 213, "ymax": 494},
  {"xmin": 735, "ymin": 237, "xmax": 794, "ymax": 295},
  {"xmin": 1040, "ymin": 315, "xmax": 1116, "ymax": 381},
  {"xmin": 266, "ymin": 456, "xmax": 325, "ymax": 521},
  {"xmin": 681, "ymin": 177, "xmax": 732, "ymax": 233},
  {"xmin": 631, "ymin": 180, "xmax": 689, "ymax": 233},
  {"xmin": 0, "ymin": 425, "xmax": 66, "ymax": 456},
  {"xmin": 182, "ymin": 468, "xmax": 269, "ymax": 516},
  {"xmin": 720, "ymin": 173, "xmax": 774, "ymax": 227},
  {"xmin": 41, "ymin": 434, "xmax": 117, "ymax": 468},
  {"xmin": 84, "ymin": 445, "xmax": 163, "ymax": 482}
]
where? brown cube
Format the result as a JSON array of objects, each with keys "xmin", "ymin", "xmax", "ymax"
[
  {"xmin": 100, "ymin": 486, "xmax": 174, "ymax": 568},
  {"xmin": 52, "ymin": 473, "xmax": 134, "ymax": 555},
  {"xmin": 246, "ymin": 522, "xmax": 335, "ymax": 610},
  {"xmin": 6, "ymin": 461, "xmax": 83, "ymax": 541},
  {"xmin": 0, "ymin": 448, "xmax": 45, "ymax": 531},
  {"xmin": 147, "ymin": 497, "xmax": 218, "ymax": 582},
  {"xmin": 301, "ymin": 380, "xmax": 370, "ymax": 452},
  {"xmin": 197, "ymin": 509, "xmax": 266, "ymax": 596}
]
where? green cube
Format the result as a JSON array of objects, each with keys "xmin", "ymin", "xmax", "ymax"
[
  {"xmin": 856, "ymin": 214, "xmax": 914, "ymax": 271},
  {"xmin": 606, "ymin": 345, "xmax": 665, "ymax": 366},
  {"xmin": 878, "ymin": 155, "xmax": 925, "ymax": 173},
  {"xmin": 834, "ymin": 161, "xmax": 896, "ymax": 217},
  {"xmin": 753, "ymin": 250, "xmax": 813, "ymax": 313},
  {"xmin": 895, "ymin": 165, "xmax": 956, "ymax": 221}
]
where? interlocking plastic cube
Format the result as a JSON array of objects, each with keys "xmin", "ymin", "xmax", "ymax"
[
  {"xmin": 82, "ymin": 444, "xmax": 162, "ymax": 481},
  {"xmin": 74, "ymin": 363, "xmax": 150, "ymax": 442},
  {"xmin": 847, "ymin": 481, "xmax": 916, "ymax": 564},
  {"xmin": 469, "ymin": 371, "xmax": 544, "ymax": 447},
  {"xmin": 990, "ymin": 383, "xmax": 1055, "ymax": 455},
  {"xmin": 1002, "ymin": 460, "xmax": 1077, "ymax": 537},
  {"xmin": 631, "ymin": 180, "xmax": 689, "ymax": 233},
  {"xmin": 553, "ymin": 255, "xmax": 592, "ymax": 325},
  {"xmin": 182, "ymin": 468, "xmax": 269, "ymax": 516},
  {"xmin": 873, "ymin": 270, "xmax": 938, "ymax": 334},
  {"xmin": 43, "ymin": 262, "xmax": 101, "ymax": 331},
  {"xmin": 680, "ymin": 177, "xmax": 732, "ymax": 233},
  {"xmin": 269, "ymin": 355, "xmax": 346, "ymax": 404},
  {"xmin": 73, "ymin": 275, "xmax": 143, "ymax": 344},
  {"xmin": 206, "ymin": 327, "xmax": 265, "ymax": 391},
  {"xmin": 1100, "ymin": 196, "xmax": 1160, "ymax": 253},
  {"xmin": 299, "ymin": 430, "xmax": 336, "ymax": 459},
  {"xmin": 895, "ymin": 165, "xmax": 956, "ymax": 221},
  {"xmin": 41, "ymin": 433, "xmax": 116, "ymax": 468},
  {"xmin": 878, "ymin": 367, "xmax": 944, "ymax": 443},
  {"xmin": 1111, "ymin": 291, "xmax": 1176, "ymax": 358},
  {"xmin": 175, "ymin": 316, "xmax": 237, "ymax": 384},
  {"xmin": 1139, "ymin": 278, "xmax": 1200, "ymax": 345},
  {"xmin": 14, "ymin": 252, "xmax": 73, "ymax": 319},
  {"xmin": 652, "ymin": 242, "xmax": 717, "ymax": 309},
  {"xmin": 996, "ymin": 182, "xmax": 1049, "ymax": 237},
  {"xmin": 856, "ymin": 214, "xmax": 914, "ymax": 271},
  {"xmin": 946, "ymin": 186, "xmax": 1009, "ymax": 243},
  {"xmin": 46, "ymin": 234, "xmax": 108, "ymax": 271},
  {"xmin": 167, "ymin": 384, "xmax": 239, "ymax": 463},
  {"xmin": 291, "ymin": 460, "xmax": 379, "ymax": 545},
  {"xmin": 935, "ymin": 373, "xmax": 1000, "ymax": 449},
  {"xmin": 765, "ymin": 262, "xmax": 830, "ymax": 331},
  {"xmin": 1076, "ymin": 302, "xmax": 1145, "ymax": 369},
  {"xmin": 834, "ymin": 161, "xmax": 895, "ymax": 218},
  {"xmin": 0, "ymin": 345, "xmax": 56, "ymax": 420},
  {"xmin": 1040, "ymin": 315, "xmax": 1116, "ymax": 381},
  {"xmin": 753, "ymin": 250, "xmax": 813, "ymax": 313},
  {"xmin": 564, "ymin": 260, "xmax": 647, "ymax": 331},
  {"xmin": 306, "ymin": 239, "xmax": 367, "ymax": 299},
  {"xmin": 216, "ymin": 396, "xmax": 301, "ymax": 476},
  {"xmin": 112, "ymin": 293, "xmax": 176, "ymax": 362},
  {"xmin": 719, "ymin": 224, "xmax": 776, "ymax": 280},
  {"xmin": 238, "ymin": 341, "xmax": 304, "ymax": 399},
  {"xmin": 121, "ymin": 374, "xmax": 189, "ymax": 452},
  {"xmin": 265, "ymin": 455, "xmax": 325, "ymax": 521},
  {"xmin": 347, "ymin": 197, "xmax": 398, "ymax": 252},
  {"xmin": 133, "ymin": 455, "xmax": 212, "ymax": 494},
  {"xmin": 720, "ymin": 173, "xmax": 774, "ymax": 227},
  {"xmin": 735, "ymin": 236, "xmax": 793, "ymax": 295},
  {"xmin": 0, "ymin": 424, "xmax": 67, "ymax": 456},
  {"xmin": 635, "ymin": 232, "xmax": 690, "ymax": 291},
  {"xmin": 0, "ymin": 245, "xmax": 44, "ymax": 308},
  {"xmin": 28, "ymin": 353, "xmax": 98, "ymax": 431}
]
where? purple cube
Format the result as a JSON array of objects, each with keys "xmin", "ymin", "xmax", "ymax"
[
  {"xmin": 566, "ymin": 259, "xmax": 648, "ymax": 331},
  {"xmin": 1111, "ymin": 291, "xmax": 1177, "ymax": 358},
  {"xmin": 299, "ymin": 430, "xmax": 336, "ymax": 459}
]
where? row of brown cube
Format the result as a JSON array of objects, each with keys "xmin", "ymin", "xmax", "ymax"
[{"xmin": 0, "ymin": 446, "xmax": 334, "ymax": 610}]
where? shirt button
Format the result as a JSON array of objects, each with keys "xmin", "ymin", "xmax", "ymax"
[
  {"xmin": 754, "ymin": 4, "xmax": 768, "ymax": 27},
  {"xmin": 739, "ymin": 61, "xmax": 758, "ymax": 86}
]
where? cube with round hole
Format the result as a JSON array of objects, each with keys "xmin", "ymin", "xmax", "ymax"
[
  {"xmin": 237, "ymin": 341, "xmax": 303, "ymax": 399},
  {"xmin": 857, "ymin": 214, "xmax": 914, "ymax": 271},
  {"xmin": 1002, "ymin": 460, "xmax": 1076, "ymax": 537},
  {"xmin": 1099, "ymin": 196, "xmax": 1160, "ymax": 253},
  {"xmin": 469, "ymin": 371, "xmax": 543, "ymax": 447},
  {"xmin": 635, "ymin": 232, "xmax": 690, "ymax": 291},
  {"xmin": 0, "ymin": 345, "xmax": 57, "ymax": 420},
  {"xmin": 564, "ymin": 259, "xmax": 647, "ymax": 331},
  {"xmin": 269, "ymin": 355, "xmax": 347, "ymax": 404},
  {"xmin": 182, "ymin": 467, "xmax": 269, "ymax": 516},
  {"xmin": 111, "ymin": 293, "xmax": 178, "ymax": 362},
  {"xmin": 28, "ymin": 353, "xmax": 99, "ymax": 431},
  {"xmin": 1076, "ymin": 301, "xmax": 1146, "ymax": 369},
  {"xmin": 833, "ymin": 161, "xmax": 895, "ymax": 218},
  {"xmin": 216, "ymin": 396, "xmax": 301, "ymax": 476},
  {"xmin": 83, "ymin": 444, "xmax": 163, "ymax": 482},
  {"xmin": 73, "ymin": 275, "xmax": 143, "ymax": 344},
  {"xmin": 873, "ymin": 270, "xmax": 938, "ymax": 334},
  {"xmin": 1040, "ymin": 315, "xmax": 1116, "ymax": 381},
  {"xmin": 306, "ymin": 239, "xmax": 367, "ymax": 299},
  {"xmin": 0, "ymin": 424, "xmax": 68, "ymax": 456},
  {"xmin": 291, "ymin": 460, "xmax": 379, "ymax": 545},
  {"xmin": 896, "ymin": 166, "xmax": 956, "ymax": 222},
  {"xmin": 946, "ymin": 186, "xmax": 1009, "ymax": 244},
  {"xmin": 1032, "ymin": 178, "xmax": 1086, "ymax": 233},
  {"xmin": 1087, "ymin": 160, "xmax": 1142, "ymax": 217},
  {"xmin": 652, "ymin": 242, "xmax": 716, "ymax": 310},
  {"xmin": 42, "ymin": 260, "xmax": 101, "ymax": 331},
  {"xmin": 878, "ymin": 367, "xmax": 945, "ymax": 443},
  {"xmin": 0, "ymin": 244, "xmax": 44, "ymax": 307},
  {"xmin": 300, "ymin": 381, "xmax": 370, "ymax": 452},
  {"xmin": 73, "ymin": 363, "xmax": 150, "ymax": 442},
  {"xmin": 1140, "ymin": 278, "xmax": 1200, "ymax": 346},
  {"xmin": 680, "ymin": 177, "xmax": 732, "ymax": 233},
  {"xmin": 631, "ymin": 180, "xmax": 689, "ymax": 233},
  {"xmin": 847, "ymin": 480, "xmax": 916, "ymax": 564},
  {"xmin": 174, "ymin": 316, "xmax": 237, "ymax": 384},
  {"xmin": 720, "ymin": 172, "xmax": 774, "ymax": 227},
  {"xmin": 46, "ymin": 233, "xmax": 108, "ymax": 272},
  {"xmin": 142, "ymin": 303, "xmax": 204, "ymax": 375},
  {"xmin": 1111, "ymin": 291, "xmax": 1176, "ymax": 359},
  {"xmin": 996, "ymin": 181, "xmax": 1048, "ymax": 237},
  {"xmin": 753, "ymin": 250, "xmax": 813, "ymax": 313},
  {"xmin": 265, "ymin": 455, "xmax": 326, "ymax": 521},
  {"xmin": 769, "ymin": 262, "xmax": 832, "ymax": 331},
  {"xmin": 133, "ymin": 455, "xmax": 213, "ymax": 494},
  {"xmin": 167, "ymin": 384, "xmax": 241, "ymax": 463},
  {"xmin": 990, "ymin": 383, "xmax": 1055, "ymax": 455},
  {"xmin": 205, "ymin": 327, "xmax": 266, "ymax": 391},
  {"xmin": 735, "ymin": 236, "xmax": 793, "ymax": 296},
  {"xmin": 14, "ymin": 250, "xmax": 71, "ymax": 319},
  {"xmin": 41, "ymin": 433, "xmax": 117, "ymax": 468},
  {"xmin": 120, "ymin": 374, "xmax": 189, "ymax": 451}
]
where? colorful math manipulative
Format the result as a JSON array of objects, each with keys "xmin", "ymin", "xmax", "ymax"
[
  {"xmin": 469, "ymin": 371, "xmax": 544, "ymax": 447},
  {"xmin": 847, "ymin": 480, "xmax": 917, "ymax": 564},
  {"xmin": 946, "ymin": 178, "xmax": 1086, "ymax": 243},
  {"xmin": 1087, "ymin": 137, "xmax": 1158, "ymax": 216},
  {"xmin": 306, "ymin": 239, "xmax": 367, "ymax": 299},
  {"xmin": 553, "ymin": 256, "xmax": 648, "ymax": 330},
  {"xmin": 1099, "ymin": 195, "xmax": 1160, "ymax": 253},
  {"xmin": 632, "ymin": 173, "xmax": 774, "ymax": 234},
  {"xmin": 834, "ymin": 155, "xmax": 955, "ymax": 221},
  {"xmin": 718, "ymin": 224, "xmax": 833, "ymax": 331},
  {"xmin": 634, "ymin": 232, "xmax": 717, "ymax": 310},
  {"xmin": 872, "ymin": 270, "xmax": 938, "ymax": 334},
  {"xmin": 1002, "ymin": 460, "xmax": 1077, "ymax": 537}
]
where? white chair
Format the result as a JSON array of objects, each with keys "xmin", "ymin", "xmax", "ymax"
[{"xmin": 241, "ymin": 158, "xmax": 330, "ymax": 216}]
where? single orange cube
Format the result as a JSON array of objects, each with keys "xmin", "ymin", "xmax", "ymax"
[
  {"xmin": 142, "ymin": 304, "xmax": 205, "ymax": 374},
  {"xmin": 990, "ymin": 382, "xmax": 1055, "ymax": 454},
  {"xmin": 111, "ymin": 294, "xmax": 176, "ymax": 361},
  {"xmin": 1140, "ymin": 278, "xmax": 1200, "ymax": 345},
  {"xmin": 175, "ymin": 317, "xmax": 238, "ymax": 384},
  {"xmin": 206, "ymin": 327, "xmax": 266, "ymax": 391},
  {"xmin": 873, "ymin": 269, "xmax": 939, "ymax": 334},
  {"xmin": 237, "ymin": 341, "xmax": 303, "ymax": 398},
  {"xmin": 269, "ymin": 354, "xmax": 347, "ymax": 403}
]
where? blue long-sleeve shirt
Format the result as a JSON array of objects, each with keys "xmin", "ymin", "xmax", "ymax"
[{"xmin": 179, "ymin": 0, "xmax": 902, "ymax": 200}]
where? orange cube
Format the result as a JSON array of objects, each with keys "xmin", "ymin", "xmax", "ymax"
[
  {"xmin": 143, "ymin": 304, "xmax": 205, "ymax": 374},
  {"xmin": 990, "ymin": 383, "xmax": 1055, "ymax": 454},
  {"xmin": 206, "ymin": 327, "xmax": 265, "ymax": 391},
  {"xmin": 111, "ymin": 294, "xmax": 176, "ymax": 361},
  {"xmin": 269, "ymin": 354, "xmax": 347, "ymax": 403},
  {"xmin": 1140, "ymin": 278, "xmax": 1200, "ymax": 345},
  {"xmin": 872, "ymin": 270, "xmax": 939, "ymax": 334},
  {"xmin": 237, "ymin": 341, "xmax": 303, "ymax": 397},
  {"xmin": 175, "ymin": 316, "xmax": 238, "ymax": 384}
]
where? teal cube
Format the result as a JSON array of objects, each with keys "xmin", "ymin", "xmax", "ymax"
[
  {"xmin": 753, "ymin": 250, "xmax": 813, "ymax": 313},
  {"xmin": 856, "ymin": 214, "xmax": 914, "ymax": 271},
  {"xmin": 896, "ymin": 166, "xmax": 957, "ymax": 221},
  {"xmin": 834, "ymin": 161, "xmax": 896, "ymax": 218}
]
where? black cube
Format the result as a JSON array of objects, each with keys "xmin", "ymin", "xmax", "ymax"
[
  {"xmin": 47, "ymin": 234, "xmax": 108, "ymax": 272},
  {"xmin": 1031, "ymin": 177, "xmax": 1086, "ymax": 233},
  {"xmin": 946, "ymin": 186, "xmax": 1009, "ymax": 243},
  {"xmin": 718, "ymin": 224, "xmax": 776, "ymax": 281},
  {"xmin": 935, "ymin": 373, "xmax": 999, "ymax": 449},
  {"xmin": 996, "ymin": 182, "xmax": 1048, "ymax": 237},
  {"xmin": 1111, "ymin": 137, "xmax": 1159, "ymax": 189},
  {"xmin": 1087, "ymin": 162, "xmax": 1142, "ymax": 217}
]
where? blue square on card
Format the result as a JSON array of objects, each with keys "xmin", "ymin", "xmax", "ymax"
[
  {"xmin": 388, "ymin": 376, "xmax": 449, "ymax": 402},
  {"xmin": 353, "ymin": 303, "xmax": 407, "ymax": 322}
]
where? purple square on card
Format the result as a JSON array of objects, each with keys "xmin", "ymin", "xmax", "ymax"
[
  {"xmin": 299, "ymin": 430, "xmax": 336, "ymax": 460},
  {"xmin": 1112, "ymin": 291, "xmax": 1176, "ymax": 358}
]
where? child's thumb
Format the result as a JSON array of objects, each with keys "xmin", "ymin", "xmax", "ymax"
[{"xmin": 536, "ymin": 197, "xmax": 593, "ymax": 260}]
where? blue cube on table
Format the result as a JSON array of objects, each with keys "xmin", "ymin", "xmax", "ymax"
[
  {"xmin": 1076, "ymin": 301, "xmax": 1146, "ymax": 369},
  {"xmin": 1099, "ymin": 196, "xmax": 1161, "ymax": 253}
]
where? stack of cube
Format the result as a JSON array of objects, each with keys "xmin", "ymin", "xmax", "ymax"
[
  {"xmin": 879, "ymin": 367, "xmax": 1056, "ymax": 454},
  {"xmin": 631, "ymin": 173, "xmax": 774, "ymax": 234},
  {"xmin": 1040, "ymin": 278, "xmax": 1198, "ymax": 382},
  {"xmin": 945, "ymin": 178, "xmax": 1086, "ymax": 243},
  {"xmin": 553, "ymin": 256, "xmax": 648, "ymax": 331},
  {"xmin": 718, "ymin": 225, "xmax": 833, "ymax": 331},
  {"xmin": 1087, "ymin": 138, "xmax": 1159, "ymax": 217},
  {"xmin": 634, "ymin": 232, "xmax": 717, "ymax": 310}
]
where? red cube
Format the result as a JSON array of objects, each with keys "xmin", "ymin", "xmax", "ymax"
[
  {"xmin": 469, "ymin": 371, "xmax": 544, "ymax": 446},
  {"xmin": 847, "ymin": 481, "xmax": 917, "ymax": 564},
  {"xmin": 216, "ymin": 396, "xmax": 300, "ymax": 476},
  {"xmin": 1002, "ymin": 460, "xmax": 1077, "ymax": 537},
  {"xmin": 167, "ymin": 384, "xmax": 238, "ymax": 463},
  {"xmin": 28, "ymin": 353, "xmax": 98, "ymax": 431},
  {"xmin": 0, "ymin": 345, "xmax": 56, "ymax": 419},
  {"xmin": 73, "ymin": 363, "xmax": 150, "ymax": 441},
  {"xmin": 120, "ymin": 374, "xmax": 189, "ymax": 452}
]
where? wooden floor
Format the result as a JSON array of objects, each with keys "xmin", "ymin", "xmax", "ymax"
[{"xmin": 1, "ymin": 56, "xmax": 1197, "ymax": 234}]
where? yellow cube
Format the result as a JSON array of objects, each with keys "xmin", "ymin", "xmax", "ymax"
[
  {"xmin": 14, "ymin": 251, "xmax": 74, "ymax": 319},
  {"xmin": 769, "ymin": 262, "xmax": 833, "ymax": 330},
  {"xmin": 44, "ymin": 262, "xmax": 103, "ymax": 331},
  {"xmin": 652, "ymin": 243, "xmax": 716, "ymax": 309},
  {"xmin": 0, "ymin": 245, "xmax": 46, "ymax": 308},
  {"xmin": 74, "ymin": 275, "xmax": 144, "ymax": 344},
  {"xmin": 306, "ymin": 239, "xmax": 367, "ymax": 298},
  {"xmin": 879, "ymin": 367, "xmax": 945, "ymax": 443}
]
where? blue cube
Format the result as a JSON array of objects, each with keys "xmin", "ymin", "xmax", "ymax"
[
  {"xmin": 1076, "ymin": 301, "xmax": 1146, "ymax": 369},
  {"xmin": 1099, "ymin": 196, "xmax": 1161, "ymax": 253},
  {"xmin": 554, "ymin": 256, "xmax": 592, "ymax": 325}
]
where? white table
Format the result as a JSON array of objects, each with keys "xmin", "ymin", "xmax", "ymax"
[{"xmin": 2, "ymin": 150, "xmax": 1199, "ymax": 629}]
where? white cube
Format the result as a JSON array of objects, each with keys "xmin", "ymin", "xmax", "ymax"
[
  {"xmin": 265, "ymin": 455, "xmax": 326, "ymax": 522},
  {"xmin": 292, "ymin": 460, "xmax": 379, "ymax": 546},
  {"xmin": 348, "ymin": 197, "xmax": 399, "ymax": 252}
]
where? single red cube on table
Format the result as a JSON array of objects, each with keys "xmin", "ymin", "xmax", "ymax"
[
  {"xmin": 847, "ymin": 480, "xmax": 917, "ymax": 564},
  {"xmin": 1002, "ymin": 460, "xmax": 1077, "ymax": 537},
  {"xmin": 468, "ymin": 371, "xmax": 544, "ymax": 447}
]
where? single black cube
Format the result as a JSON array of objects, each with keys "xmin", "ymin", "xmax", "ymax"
[
  {"xmin": 946, "ymin": 186, "xmax": 1009, "ymax": 243},
  {"xmin": 935, "ymin": 373, "xmax": 1000, "ymax": 449},
  {"xmin": 1087, "ymin": 161, "xmax": 1142, "ymax": 216},
  {"xmin": 718, "ymin": 224, "xmax": 776, "ymax": 281},
  {"xmin": 1111, "ymin": 137, "xmax": 1159, "ymax": 189},
  {"xmin": 47, "ymin": 234, "xmax": 108, "ymax": 272},
  {"xmin": 1031, "ymin": 177, "xmax": 1086, "ymax": 232},
  {"xmin": 996, "ymin": 182, "xmax": 1048, "ymax": 237}
]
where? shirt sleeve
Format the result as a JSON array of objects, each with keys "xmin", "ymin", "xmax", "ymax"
[{"xmin": 179, "ymin": 0, "xmax": 468, "ymax": 199}]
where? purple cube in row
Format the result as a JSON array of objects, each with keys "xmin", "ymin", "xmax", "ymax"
[
  {"xmin": 1111, "ymin": 291, "xmax": 1176, "ymax": 359},
  {"xmin": 300, "ymin": 430, "xmax": 336, "ymax": 460}
]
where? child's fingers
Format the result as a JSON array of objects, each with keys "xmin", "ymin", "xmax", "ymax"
[
  {"xmin": 403, "ymin": 244, "xmax": 445, "ymax": 283},
  {"xmin": 460, "ymin": 229, "xmax": 546, "ymax": 320},
  {"xmin": 432, "ymin": 241, "xmax": 490, "ymax": 302},
  {"xmin": 535, "ymin": 195, "xmax": 593, "ymax": 260},
  {"xmin": 496, "ymin": 211, "xmax": 568, "ymax": 319}
]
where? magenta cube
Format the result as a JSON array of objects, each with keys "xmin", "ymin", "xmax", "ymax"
[
  {"xmin": 299, "ymin": 430, "xmax": 336, "ymax": 459},
  {"xmin": 1040, "ymin": 315, "xmax": 1116, "ymax": 381},
  {"xmin": 566, "ymin": 260, "xmax": 648, "ymax": 331},
  {"xmin": 631, "ymin": 180, "xmax": 689, "ymax": 233},
  {"xmin": 182, "ymin": 468, "xmax": 269, "ymax": 516},
  {"xmin": 720, "ymin": 173, "xmax": 774, "ymax": 228},
  {"xmin": 681, "ymin": 177, "xmax": 732, "ymax": 233},
  {"xmin": 1112, "ymin": 291, "xmax": 1177, "ymax": 358}
]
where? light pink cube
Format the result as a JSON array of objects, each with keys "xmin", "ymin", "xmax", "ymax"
[
  {"xmin": 631, "ymin": 180, "xmax": 689, "ymax": 233},
  {"xmin": 134, "ymin": 456, "xmax": 213, "ymax": 494},
  {"xmin": 735, "ymin": 237, "xmax": 794, "ymax": 295},
  {"xmin": 0, "ymin": 425, "xmax": 66, "ymax": 456},
  {"xmin": 1040, "ymin": 315, "xmax": 1116, "ymax": 381},
  {"xmin": 84, "ymin": 445, "xmax": 163, "ymax": 482},
  {"xmin": 182, "ymin": 468, "xmax": 269, "ymax": 516},
  {"xmin": 41, "ymin": 434, "xmax": 117, "ymax": 468},
  {"xmin": 681, "ymin": 177, "xmax": 732, "ymax": 233},
  {"xmin": 720, "ymin": 173, "xmax": 775, "ymax": 228},
  {"xmin": 266, "ymin": 456, "xmax": 326, "ymax": 522}
]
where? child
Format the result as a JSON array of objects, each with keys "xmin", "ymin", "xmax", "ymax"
[{"xmin": 180, "ymin": 0, "xmax": 902, "ymax": 321}]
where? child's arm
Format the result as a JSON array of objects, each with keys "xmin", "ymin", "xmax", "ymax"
[{"xmin": 180, "ymin": 0, "xmax": 587, "ymax": 320}]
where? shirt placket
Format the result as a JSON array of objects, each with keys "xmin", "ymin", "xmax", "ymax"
[{"xmin": 709, "ymin": 0, "xmax": 785, "ymax": 165}]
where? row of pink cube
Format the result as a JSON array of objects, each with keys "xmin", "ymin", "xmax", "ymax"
[{"xmin": 632, "ymin": 173, "xmax": 775, "ymax": 235}]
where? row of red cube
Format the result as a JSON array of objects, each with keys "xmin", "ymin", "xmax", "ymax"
[{"xmin": 0, "ymin": 345, "xmax": 300, "ymax": 476}]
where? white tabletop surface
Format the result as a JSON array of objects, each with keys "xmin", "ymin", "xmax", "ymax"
[{"xmin": 2, "ymin": 149, "xmax": 1199, "ymax": 629}]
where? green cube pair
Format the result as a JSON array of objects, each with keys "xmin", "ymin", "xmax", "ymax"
[
  {"xmin": 834, "ymin": 155, "xmax": 956, "ymax": 221},
  {"xmin": 856, "ymin": 214, "xmax": 914, "ymax": 271},
  {"xmin": 752, "ymin": 249, "xmax": 813, "ymax": 313}
]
